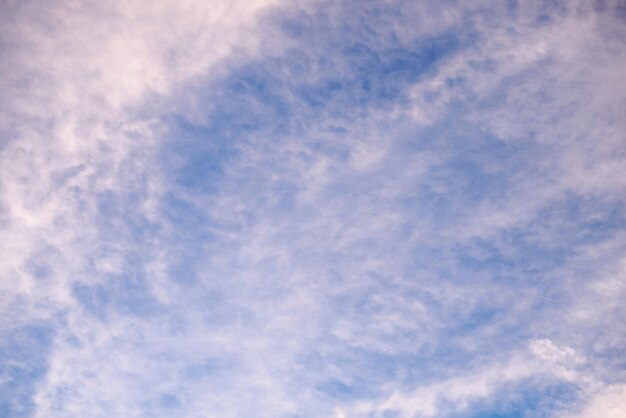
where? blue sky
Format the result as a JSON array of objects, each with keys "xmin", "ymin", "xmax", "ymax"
[{"xmin": 1, "ymin": 1, "xmax": 626, "ymax": 417}]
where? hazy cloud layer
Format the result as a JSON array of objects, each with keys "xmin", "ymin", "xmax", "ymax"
[{"xmin": 1, "ymin": 1, "xmax": 625, "ymax": 417}]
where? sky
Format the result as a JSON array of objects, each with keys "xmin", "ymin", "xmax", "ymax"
[{"xmin": 1, "ymin": 0, "xmax": 626, "ymax": 417}]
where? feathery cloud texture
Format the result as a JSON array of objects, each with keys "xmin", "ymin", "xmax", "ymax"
[{"xmin": 1, "ymin": 1, "xmax": 625, "ymax": 417}]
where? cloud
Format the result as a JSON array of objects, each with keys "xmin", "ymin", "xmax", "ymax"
[
  {"xmin": 567, "ymin": 384, "xmax": 626, "ymax": 418},
  {"xmin": 0, "ymin": 0, "xmax": 284, "ymax": 416},
  {"xmin": 1, "ymin": 0, "xmax": 625, "ymax": 417},
  {"xmin": 340, "ymin": 338, "xmax": 589, "ymax": 417}
]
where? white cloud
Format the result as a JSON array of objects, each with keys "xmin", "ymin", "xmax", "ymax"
[
  {"xmin": 341, "ymin": 339, "xmax": 588, "ymax": 418},
  {"xmin": 566, "ymin": 384, "xmax": 626, "ymax": 418},
  {"xmin": 1, "ymin": 1, "xmax": 625, "ymax": 417},
  {"xmin": 0, "ymin": 0, "xmax": 287, "ymax": 416}
]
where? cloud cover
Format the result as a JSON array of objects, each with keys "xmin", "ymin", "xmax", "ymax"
[{"xmin": 1, "ymin": 0, "xmax": 625, "ymax": 417}]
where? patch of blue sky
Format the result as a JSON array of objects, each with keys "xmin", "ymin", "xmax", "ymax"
[
  {"xmin": 152, "ymin": 5, "xmax": 473, "ymax": 294},
  {"xmin": 0, "ymin": 325, "xmax": 54, "ymax": 418},
  {"xmin": 163, "ymin": 2, "xmax": 467, "ymax": 142},
  {"xmin": 449, "ymin": 379, "xmax": 581, "ymax": 418},
  {"xmin": 92, "ymin": 187, "xmax": 162, "ymax": 259},
  {"xmin": 72, "ymin": 272, "xmax": 163, "ymax": 320},
  {"xmin": 150, "ymin": 2, "xmax": 625, "ymax": 412}
]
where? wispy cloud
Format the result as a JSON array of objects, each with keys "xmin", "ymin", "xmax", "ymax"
[{"xmin": 1, "ymin": 1, "xmax": 625, "ymax": 417}]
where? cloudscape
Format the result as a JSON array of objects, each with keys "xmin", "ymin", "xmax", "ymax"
[{"xmin": 1, "ymin": 1, "xmax": 625, "ymax": 417}]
